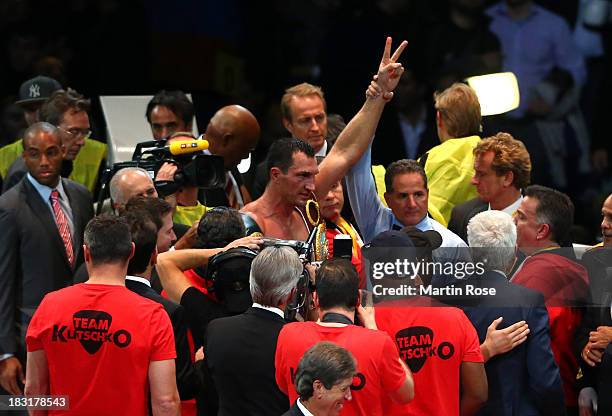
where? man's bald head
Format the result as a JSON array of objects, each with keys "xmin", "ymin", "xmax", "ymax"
[
  {"xmin": 22, "ymin": 122, "xmax": 61, "ymax": 149},
  {"xmin": 205, "ymin": 105, "xmax": 260, "ymax": 169},
  {"xmin": 109, "ymin": 167, "xmax": 158, "ymax": 210}
]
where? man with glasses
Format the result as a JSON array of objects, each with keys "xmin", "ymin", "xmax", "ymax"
[
  {"xmin": 2, "ymin": 89, "xmax": 107, "ymax": 196},
  {"xmin": 0, "ymin": 122, "xmax": 93, "ymax": 398}
]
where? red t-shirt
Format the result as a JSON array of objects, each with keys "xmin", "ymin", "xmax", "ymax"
[
  {"xmin": 26, "ymin": 283, "xmax": 176, "ymax": 415},
  {"xmin": 375, "ymin": 298, "xmax": 483, "ymax": 416},
  {"xmin": 275, "ymin": 321, "xmax": 406, "ymax": 416}
]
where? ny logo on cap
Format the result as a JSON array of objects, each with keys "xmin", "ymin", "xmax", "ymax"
[{"xmin": 29, "ymin": 84, "xmax": 41, "ymax": 98}]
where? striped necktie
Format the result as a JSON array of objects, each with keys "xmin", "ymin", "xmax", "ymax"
[{"xmin": 50, "ymin": 189, "xmax": 74, "ymax": 267}]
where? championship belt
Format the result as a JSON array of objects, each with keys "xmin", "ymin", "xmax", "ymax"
[{"xmin": 305, "ymin": 194, "xmax": 328, "ymax": 262}]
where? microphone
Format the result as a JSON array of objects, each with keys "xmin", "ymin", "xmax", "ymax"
[{"xmin": 167, "ymin": 139, "xmax": 209, "ymax": 155}]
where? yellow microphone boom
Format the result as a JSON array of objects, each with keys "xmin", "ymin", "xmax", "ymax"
[{"xmin": 167, "ymin": 139, "xmax": 209, "ymax": 155}]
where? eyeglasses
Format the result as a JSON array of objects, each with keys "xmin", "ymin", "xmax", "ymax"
[{"xmin": 58, "ymin": 126, "xmax": 91, "ymax": 139}]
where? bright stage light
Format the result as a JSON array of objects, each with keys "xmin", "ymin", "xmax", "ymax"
[{"xmin": 466, "ymin": 72, "xmax": 520, "ymax": 116}]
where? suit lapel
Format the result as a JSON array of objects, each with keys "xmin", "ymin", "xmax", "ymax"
[
  {"xmin": 470, "ymin": 199, "xmax": 488, "ymax": 219},
  {"xmin": 21, "ymin": 178, "xmax": 72, "ymax": 270}
]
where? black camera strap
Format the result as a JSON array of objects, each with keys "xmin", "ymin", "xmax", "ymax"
[{"xmin": 321, "ymin": 312, "xmax": 354, "ymax": 326}]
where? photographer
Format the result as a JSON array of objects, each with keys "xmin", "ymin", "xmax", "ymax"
[
  {"xmin": 155, "ymin": 236, "xmax": 262, "ymax": 343},
  {"xmin": 180, "ymin": 207, "xmax": 247, "ymax": 293},
  {"xmin": 275, "ymin": 259, "xmax": 414, "ymax": 415}
]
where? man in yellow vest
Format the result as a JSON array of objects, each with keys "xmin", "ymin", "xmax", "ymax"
[
  {"xmin": 418, "ymin": 83, "xmax": 482, "ymax": 226},
  {"xmin": 2, "ymin": 89, "xmax": 107, "ymax": 196}
]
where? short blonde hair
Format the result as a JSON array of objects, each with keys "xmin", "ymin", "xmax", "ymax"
[
  {"xmin": 474, "ymin": 132, "xmax": 532, "ymax": 189},
  {"xmin": 434, "ymin": 83, "xmax": 481, "ymax": 138},
  {"xmin": 281, "ymin": 82, "xmax": 326, "ymax": 121}
]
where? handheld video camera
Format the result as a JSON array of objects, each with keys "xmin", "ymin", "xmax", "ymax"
[{"xmin": 96, "ymin": 137, "xmax": 225, "ymax": 214}]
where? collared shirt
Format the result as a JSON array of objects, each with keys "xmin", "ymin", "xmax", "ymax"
[
  {"xmin": 252, "ymin": 302, "xmax": 284, "ymax": 319},
  {"xmin": 27, "ymin": 173, "xmax": 75, "ymax": 238},
  {"xmin": 315, "ymin": 140, "xmax": 328, "ymax": 158},
  {"xmin": 398, "ymin": 109, "xmax": 427, "ymax": 160},
  {"xmin": 296, "ymin": 398, "xmax": 314, "ymax": 416},
  {"xmin": 490, "ymin": 194, "xmax": 523, "ymax": 217},
  {"xmin": 346, "ymin": 145, "xmax": 469, "ymax": 263},
  {"xmin": 125, "ymin": 275, "xmax": 151, "ymax": 287},
  {"xmin": 486, "ymin": 2, "xmax": 586, "ymax": 117}
]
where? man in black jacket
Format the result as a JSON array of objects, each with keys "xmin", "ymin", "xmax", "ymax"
[
  {"xmin": 448, "ymin": 132, "xmax": 531, "ymax": 243},
  {"xmin": 157, "ymin": 245, "xmax": 302, "ymax": 416},
  {"xmin": 204, "ymin": 246, "xmax": 303, "ymax": 416},
  {"xmin": 464, "ymin": 209, "xmax": 564, "ymax": 415}
]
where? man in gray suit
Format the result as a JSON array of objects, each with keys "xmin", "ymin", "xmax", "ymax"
[{"xmin": 0, "ymin": 122, "xmax": 93, "ymax": 395}]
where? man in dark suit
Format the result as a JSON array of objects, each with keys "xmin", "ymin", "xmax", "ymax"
[
  {"xmin": 203, "ymin": 105, "xmax": 260, "ymax": 209},
  {"xmin": 449, "ymin": 132, "xmax": 531, "ymax": 242},
  {"xmin": 205, "ymin": 246, "xmax": 303, "ymax": 416},
  {"xmin": 463, "ymin": 210, "xmax": 564, "ymax": 415},
  {"xmin": 576, "ymin": 194, "xmax": 612, "ymax": 416},
  {"xmin": 0, "ymin": 122, "xmax": 93, "ymax": 395},
  {"xmin": 250, "ymin": 83, "xmax": 331, "ymax": 199},
  {"xmin": 122, "ymin": 210, "xmax": 196, "ymax": 402}
]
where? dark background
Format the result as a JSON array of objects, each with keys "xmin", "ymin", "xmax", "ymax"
[{"xmin": 0, "ymin": 0, "xmax": 610, "ymax": 242}]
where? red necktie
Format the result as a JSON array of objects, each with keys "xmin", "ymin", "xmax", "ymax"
[{"xmin": 50, "ymin": 190, "xmax": 74, "ymax": 267}]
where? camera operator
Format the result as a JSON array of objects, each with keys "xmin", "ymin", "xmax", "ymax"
[
  {"xmin": 275, "ymin": 259, "xmax": 414, "ymax": 415},
  {"xmin": 155, "ymin": 236, "xmax": 262, "ymax": 341},
  {"xmin": 181, "ymin": 207, "xmax": 247, "ymax": 293},
  {"xmin": 158, "ymin": 132, "xmax": 209, "ymax": 227}
]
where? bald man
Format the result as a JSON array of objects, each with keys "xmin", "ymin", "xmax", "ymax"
[
  {"xmin": 203, "ymin": 105, "xmax": 260, "ymax": 208},
  {"xmin": 109, "ymin": 167, "xmax": 158, "ymax": 212}
]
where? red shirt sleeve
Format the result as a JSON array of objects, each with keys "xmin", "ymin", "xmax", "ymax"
[
  {"xmin": 461, "ymin": 312, "xmax": 484, "ymax": 363},
  {"xmin": 149, "ymin": 305, "xmax": 177, "ymax": 362},
  {"xmin": 379, "ymin": 333, "xmax": 407, "ymax": 394},
  {"xmin": 25, "ymin": 296, "xmax": 48, "ymax": 352}
]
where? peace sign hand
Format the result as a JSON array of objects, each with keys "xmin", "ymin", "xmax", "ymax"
[{"xmin": 375, "ymin": 37, "xmax": 408, "ymax": 100}]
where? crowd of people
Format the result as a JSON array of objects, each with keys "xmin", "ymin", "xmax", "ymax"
[{"xmin": 0, "ymin": 1, "xmax": 611, "ymax": 416}]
